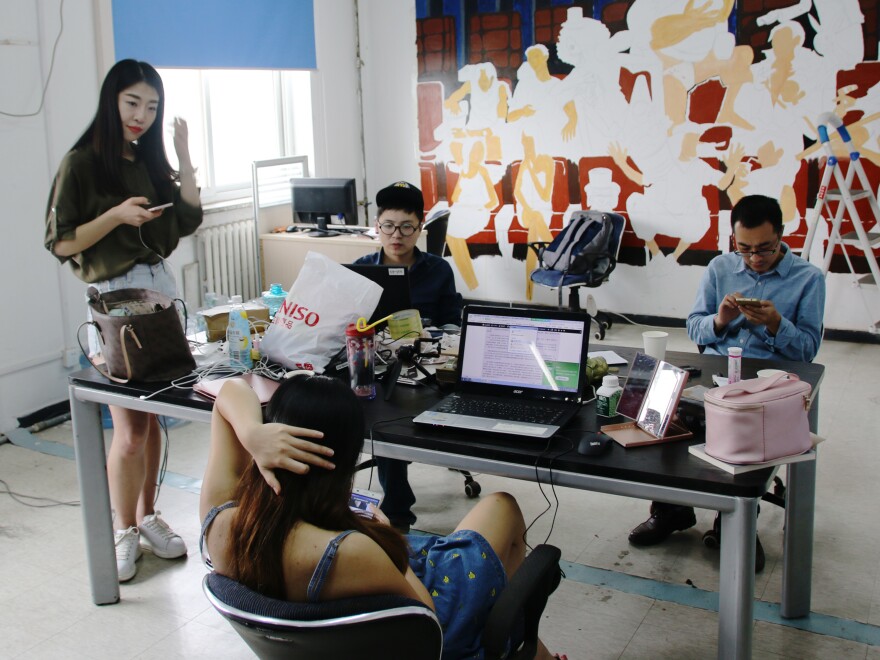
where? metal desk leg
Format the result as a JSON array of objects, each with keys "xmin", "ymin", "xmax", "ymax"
[
  {"xmin": 781, "ymin": 458, "xmax": 816, "ymax": 618},
  {"xmin": 718, "ymin": 497, "xmax": 757, "ymax": 660},
  {"xmin": 69, "ymin": 386, "xmax": 120, "ymax": 605}
]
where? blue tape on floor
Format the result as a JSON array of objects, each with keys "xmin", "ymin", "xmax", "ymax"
[
  {"xmin": 7, "ymin": 427, "xmax": 880, "ymax": 647},
  {"xmin": 4, "ymin": 428, "xmax": 202, "ymax": 495},
  {"xmin": 560, "ymin": 561, "xmax": 880, "ymax": 647}
]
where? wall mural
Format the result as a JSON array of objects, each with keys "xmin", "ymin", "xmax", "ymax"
[{"xmin": 414, "ymin": 0, "xmax": 879, "ymax": 315}]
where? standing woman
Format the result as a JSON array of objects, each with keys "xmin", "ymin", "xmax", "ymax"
[{"xmin": 45, "ymin": 60, "xmax": 203, "ymax": 582}]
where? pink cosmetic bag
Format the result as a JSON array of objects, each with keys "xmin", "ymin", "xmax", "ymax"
[{"xmin": 704, "ymin": 373, "xmax": 812, "ymax": 464}]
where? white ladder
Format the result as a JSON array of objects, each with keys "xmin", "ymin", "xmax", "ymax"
[{"xmin": 800, "ymin": 112, "xmax": 880, "ymax": 333}]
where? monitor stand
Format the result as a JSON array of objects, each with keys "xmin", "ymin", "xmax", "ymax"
[{"xmin": 307, "ymin": 215, "xmax": 342, "ymax": 238}]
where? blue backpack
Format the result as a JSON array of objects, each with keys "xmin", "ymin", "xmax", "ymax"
[{"xmin": 539, "ymin": 211, "xmax": 616, "ymax": 277}]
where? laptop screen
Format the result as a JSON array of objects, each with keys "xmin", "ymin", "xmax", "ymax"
[
  {"xmin": 458, "ymin": 306, "xmax": 589, "ymax": 400},
  {"xmin": 343, "ymin": 264, "xmax": 412, "ymax": 324}
]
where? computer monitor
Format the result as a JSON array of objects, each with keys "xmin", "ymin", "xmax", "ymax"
[
  {"xmin": 290, "ymin": 177, "xmax": 358, "ymax": 237},
  {"xmin": 343, "ymin": 264, "xmax": 412, "ymax": 326}
]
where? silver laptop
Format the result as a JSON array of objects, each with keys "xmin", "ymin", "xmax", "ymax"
[{"xmin": 413, "ymin": 305, "xmax": 590, "ymax": 438}]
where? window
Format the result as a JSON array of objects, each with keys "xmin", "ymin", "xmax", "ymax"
[{"xmin": 158, "ymin": 69, "xmax": 314, "ymax": 203}]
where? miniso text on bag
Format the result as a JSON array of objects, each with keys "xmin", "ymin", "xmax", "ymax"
[{"xmin": 260, "ymin": 251, "xmax": 383, "ymax": 372}]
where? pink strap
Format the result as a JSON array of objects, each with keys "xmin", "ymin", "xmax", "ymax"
[{"xmin": 716, "ymin": 372, "xmax": 799, "ymax": 400}]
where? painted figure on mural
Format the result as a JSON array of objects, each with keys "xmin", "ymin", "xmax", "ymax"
[
  {"xmin": 605, "ymin": 76, "xmax": 739, "ymax": 266},
  {"xmin": 415, "ymin": 0, "xmax": 875, "ymax": 303},
  {"xmin": 444, "ymin": 62, "xmax": 510, "ymax": 162},
  {"xmin": 446, "ymin": 138, "xmax": 499, "ymax": 290},
  {"xmin": 507, "ymin": 45, "xmax": 568, "ymax": 160},
  {"xmin": 513, "ymin": 132, "xmax": 555, "ymax": 298},
  {"xmin": 555, "ymin": 7, "xmax": 630, "ymax": 159},
  {"xmin": 757, "ymin": 0, "xmax": 865, "ymax": 72},
  {"xmin": 627, "ymin": 0, "xmax": 754, "ymax": 133}
]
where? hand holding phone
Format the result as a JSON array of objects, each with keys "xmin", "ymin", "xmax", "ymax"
[
  {"xmin": 146, "ymin": 202, "xmax": 173, "ymax": 213},
  {"xmin": 349, "ymin": 488, "xmax": 382, "ymax": 518},
  {"xmin": 734, "ymin": 297, "xmax": 763, "ymax": 307}
]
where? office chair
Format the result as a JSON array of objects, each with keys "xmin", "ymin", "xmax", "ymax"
[
  {"xmin": 203, "ymin": 543, "xmax": 562, "ymax": 660},
  {"xmin": 423, "ymin": 207, "xmax": 450, "ymax": 256},
  {"xmin": 528, "ymin": 210, "xmax": 626, "ymax": 339}
]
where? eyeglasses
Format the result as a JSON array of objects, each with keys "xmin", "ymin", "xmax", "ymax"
[
  {"xmin": 733, "ymin": 240, "xmax": 780, "ymax": 258},
  {"xmin": 378, "ymin": 221, "xmax": 419, "ymax": 237}
]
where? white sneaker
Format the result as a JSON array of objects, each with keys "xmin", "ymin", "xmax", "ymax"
[
  {"xmin": 115, "ymin": 526, "xmax": 142, "ymax": 582},
  {"xmin": 138, "ymin": 511, "xmax": 187, "ymax": 559}
]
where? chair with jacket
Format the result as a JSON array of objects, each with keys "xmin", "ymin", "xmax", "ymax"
[
  {"xmin": 203, "ymin": 543, "xmax": 563, "ymax": 660},
  {"xmin": 528, "ymin": 210, "xmax": 625, "ymax": 339}
]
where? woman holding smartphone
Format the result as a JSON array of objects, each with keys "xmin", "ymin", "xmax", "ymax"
[
  {"xmin": 201, "ymin": 374, "xmax": 562, "ymax": 659},
  {"xmin": 45, "ymin": 59, "xmax": 203, "ymax": 581}
]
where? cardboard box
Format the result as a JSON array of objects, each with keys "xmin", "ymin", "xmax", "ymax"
[{"xmin": 201, "ymin": 303, "xmax": 271, "ymax": 342}]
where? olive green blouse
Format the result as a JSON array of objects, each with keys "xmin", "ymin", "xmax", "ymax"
[{"xmin": 45, "ymin": 146, "xmax": 203, "ymax": 283}]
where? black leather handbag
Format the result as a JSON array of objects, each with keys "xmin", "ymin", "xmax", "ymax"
[{"xmin": 78, "ymin": 286, "xmax": 196, "ymax": 383}]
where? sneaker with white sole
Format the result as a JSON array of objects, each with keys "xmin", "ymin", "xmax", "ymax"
[
  {"xmin": 138, "ymin": 511, "xmax": 187, "ymax": 559},
  {"xmin": 115, "ymin": 526, "xmax": 142, "ymax": 582}
]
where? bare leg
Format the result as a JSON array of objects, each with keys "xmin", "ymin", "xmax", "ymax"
[
  {"xmin": 457, "ymin": 494, "xmax": 561, "ymax": 659},
  {"xmin": 106, "ymin": 407, "xmax": 153, "ymax": 529},
  {"xmin": 137, "ymin": 414, "xmax": 162, "ymax": 520},
  {"xmin": 454, "ymin": 492, "xmax": 526, "ymax": 577}
]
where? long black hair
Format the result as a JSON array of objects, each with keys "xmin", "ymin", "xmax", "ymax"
[
  {"xmin": 74, "ymin": 59, "xmax": 176, "ymax": 197},
  {"xmin": 227, "ymin": 375, "xmax": 409, "ymax": 598}
]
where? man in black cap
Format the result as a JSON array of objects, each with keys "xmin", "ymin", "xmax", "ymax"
[{"xmin": 354, "ymin": 181, "xmax": 463, "ymax": 530}]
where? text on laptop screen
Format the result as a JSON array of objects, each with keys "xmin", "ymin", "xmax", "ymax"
[{"xmin": 460, "ymin": 313, "xmax": 585, "ymax": 393}]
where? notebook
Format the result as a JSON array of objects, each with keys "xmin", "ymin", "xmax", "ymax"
[
  {"xmin": 343, "ymin": 264, "xmax": 412, "ymax": 325},
  {"xmin": 193, "ymin": 373, "xmax": 281, "ymax": 405},
  {"xmin": 413, "ymin": 305, "xmax": 590, "ymax": 438}
]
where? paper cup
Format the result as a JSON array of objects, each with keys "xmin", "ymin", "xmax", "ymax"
[
  {"xmin": 757, "ymin": 368, "xmax": 787, "ymax": 379},
  {"xmin": 387, "ymin": 309, "xmax": 423, "ymax": 340},
  {"xmin": 642, "ymin": 330, "xmax": 669, "ymax": 360}
]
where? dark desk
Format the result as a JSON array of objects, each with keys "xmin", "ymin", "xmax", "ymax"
[{"xmin": 68, "ymin": 346, "xmax": 823, "ymax": 660}]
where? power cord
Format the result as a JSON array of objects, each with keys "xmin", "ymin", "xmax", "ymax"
[
  {"xmin": 523, "ymin": 434, "xmax": 577, "ymax": 548},
  {"xmin": 0, "ymin": 478, "xmax": 79, "ymax": 508},
  {"xmin": 0, "ymin": 0, "xmax": 64, "ymax": 117}
]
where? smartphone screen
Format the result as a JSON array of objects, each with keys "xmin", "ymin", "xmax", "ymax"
[{"xmin": 349, "ymin": 488, "xmax": 382, "ymax": 518}]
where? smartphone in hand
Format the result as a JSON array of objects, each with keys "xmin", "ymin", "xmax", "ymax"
[
  {"xmin": 734, "ymin": 297, "xmax": 762, "ymax": 307},
  {"xmin": 349, "ymin": 488, "xmax": 382, "ymax": 518},
  {"xmin": 147, "ymin": 202, "xmax": 173, "ymax": 212}
]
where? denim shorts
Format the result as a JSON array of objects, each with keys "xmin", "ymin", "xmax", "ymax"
[{"xmin": 86, "ymin": 262, "xmax": 178, "ymax": 355}]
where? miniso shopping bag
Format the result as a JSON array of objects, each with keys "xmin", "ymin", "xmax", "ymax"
[{"xmin": 260, "ymin": 251, "xmax": 383, "ymax": 372}]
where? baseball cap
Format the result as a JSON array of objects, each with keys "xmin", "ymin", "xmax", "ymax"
[{"xmin": 376, "ymin": 181, "xmax": 424, "ymax": 215}]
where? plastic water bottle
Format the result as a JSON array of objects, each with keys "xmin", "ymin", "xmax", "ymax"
[
  {"xmin": 227, "ymin": 295, "xmax": 253, "ymax": 369},
  {"xmin": 596, "ymin": 375, "xmax": 623, "ymax": 417},
  {"xmin": 262, "ymin": 283, "xmax": 287, "ymax": 318}
]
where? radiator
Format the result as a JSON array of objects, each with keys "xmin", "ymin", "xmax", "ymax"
[{"xmin": 197, "ymin": 220, "xmax": 259, "ymax": 303}]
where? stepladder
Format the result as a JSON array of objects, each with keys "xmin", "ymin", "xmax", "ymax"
[{"xmin": 800, "ymin": 112, "xmax": 880, "ymax": 333}]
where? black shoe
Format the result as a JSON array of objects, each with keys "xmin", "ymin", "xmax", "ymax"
[{"xmin": 629, "ymin": 505, "xmax": 697, "ymax": 546}]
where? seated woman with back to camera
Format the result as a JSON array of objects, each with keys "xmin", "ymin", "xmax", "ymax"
[{"xmin": 200, "ymin": 374, "xmax": 561, "ymax": 659}]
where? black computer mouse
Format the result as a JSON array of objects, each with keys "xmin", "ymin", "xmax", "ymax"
[{"xmin": 578, "ymin": 433, "xmax": 611, "ymax": 456}]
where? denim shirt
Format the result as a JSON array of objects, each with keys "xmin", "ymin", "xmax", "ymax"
[
  {"xmin": 355, "ymin": 247, "xmax": 463, "ymax": 327},
  {"xmin": 687, "ymin": 243, "xmax": 825, "ymax": 362}
]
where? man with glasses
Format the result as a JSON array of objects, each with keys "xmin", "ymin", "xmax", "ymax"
[
  {"xmin": 628, "ymin": 194, "xmax": 825, "ymax": 571},
  {"xmin": 354, "ymin": 181, "xmax": 463, "ymax": 531}
]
